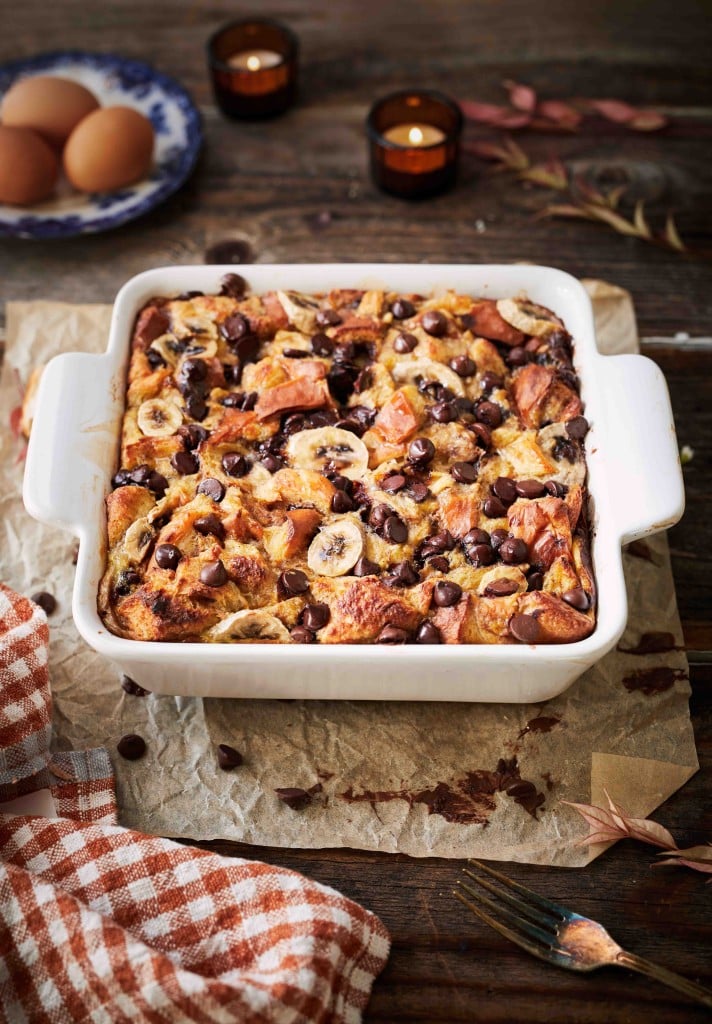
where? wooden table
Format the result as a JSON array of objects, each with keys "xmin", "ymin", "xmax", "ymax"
[{"xmin": 1, "ymin": 3, "xmax": 710, "ymax": 1020}]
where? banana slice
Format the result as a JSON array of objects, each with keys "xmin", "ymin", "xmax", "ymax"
[
  {"xmin": 307, "ymin": 517, "xmax": 364, "ymax": 576},
  {"xmin": 209, "ymin": 608, "xmax": 290, "ymax": 643},
  {"xmin": 149, "ymin": 334, "xmax": 181, "ymax": 367},
  {"xmin": 496, "ymin": 298, "xmax": 563, "ymax": 337},
  {"xmin": 123, "ymin": 517, "xmax": 154, "ymax": 564},
  {"xmin": 277, "ymin": 290, "xmax": 320, "ymax": 334},
  {"xmin": 537, "ymin": 423, "xmax": 586, "ymax": 487},
  {"xmin": 286, "ymin": 427, "xmax": 369, "ymax": 480},
  {"xmin": 391, "ymin": 359, "xmax": 465, "ymax": 397},
  {"xmin": 137, "ymin": 398, "xmax": 182, "ymax": 437},
  {"xmin": 182, "ymin": 338, "xmax": 218, "ymax": 359}
]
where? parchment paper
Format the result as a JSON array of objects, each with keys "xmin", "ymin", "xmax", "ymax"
[{"xmin": 0, "ymin": 283, "xmax": 697, "ymax": 866}]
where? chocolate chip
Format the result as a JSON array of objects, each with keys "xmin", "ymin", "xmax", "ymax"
[
  {"xmin": 492, "ymin": 477, "xmax": 517, "ymax": 506},
  {"xmin": 431, "ymin": 530, "xmax": 456, "ymax": 551},
  {"xmin": 333, "ymin": 342, "xmax": 356, "ymax": 363},
  {"xmin": 377, "ymin": 624, "xmax": 409, "ymax": 644},
  {"xmin": 194, "ymin": 514, "xmax": 225, "ymax": 541},
  {"xmin": 327, "ymin": 364, "xmax": 357, "ymax": 403},
  {"xmin": 241, "ymin": 391, "xmax": 258, "ymax": 411},
  {"xmin": 121, "ymin": 676, "xmax": 150, "ymax": 696},
  {"xmin": 148, "ymin": 470, "xmax": 169, "ymax": 496},
  {"xmin": 307, "ymin": 408, "xmax": 339, "ymax": 428},
  {"xmin": 463, "ymin": 528, "xmax": 490, "ymax": 547},
  {"xmin": 391, "ymin": 298, "xmax": 415, "ymax": 320},
  {"xmin": 516, "ymin": 479, "xmax": 547, "ymax": 499},
  {"xmin": 383, "ymin": 515, "xmax": 408, "ymax": 544},
  {"xmin": 490, "ymin": 528, "xmax": 509, "ymax": 550},
  {"xmin": 386, "ymin": 561, "xmax": 420, "ymax": 587},
  {"xmin": 155, "ymin": 544, "xmax": 182, "ymax": 570},
  {"xmin": 114, "ymin": 570, "xmax": 140, "ymax": 596},
  {"xmin": 117, "ymin": 733, "xmax": 146, "ymax": 761},
  {"xmin": 480, "ymin": 371, "xmax": 503, "ymax": 394},
  {"xmin": 354, "ymin": 368, "xmax": 373, "ymax": 393},
  {"xmin": 198, "ymin": 478, "xmax": 225, "ymax": 502},
  {"xmin": 178, "ymin": 424, "xmax": 208, "ymax": 450},
  {"xmin": 316, "ymin": 308, "xmax": 342, "ymax": 327},
  {"xmin": 147, "ymin": 348, "xmax": 166, "ymax": 369},
  {"xmin": 217, "ymin": 743, "xmax": 243, "ymax": 769},
  {"xmin": 181, "ymin": 357, "xmax": 208, "ymax": 381},
  {"xmin": 200, "ymin": 561, "xmax": 228, "ymax": 586},
  {"xmin": 222, "ymin": 393, "xmax": 246, "ymax": 408},
  {"xmin": 353, "ymin": 556, "xmax": 380, "ymax": 576},
  {"xmin": 171, "ymin": 450, "xmax": 199, "ymax": 476},
  {"xmin": 468, "ymin": 543, "xmax": 494, "ymax": 567},
  {"xmin": 335, "ymin": 417, "xmax": 364, "ymax": 436},
  {"xmin": 408, "ymin": 481, "xmax": 430, "ymax": 503},
  {"xmin": 527, "ymin": 571, "xmax": 544, "ymax": 591},
  {"xmin": 279, "ymin": 569, "xmax": 309, "ymax": 597},
  {"xmin": 416, "ymin": 621, "xmax": 442, "ymax": 644},
  {"xmin": 484, "ymin": 578, "xmax": 519, "ymax": 597},
  {"xmin": 283, "ymin": 347, "xmax": 310, "ymax": 359},
  {"xmin": 507, "ymin": 346, "xmax": 529, "ymax": 367},
  {"xmin": 220, "ymin": 273, "xmax": 247, "ymax": 299},
  {"xmin": 509, "ymin": 613, "xmax": 542, "ymax": 644},
  {"xmin": 421, "ymin": 310, "xmax": 447, "ymax": 336},
  {"xmin": 31, "ymin": 591, "xmax": 56, "ymax": 615},
  {"xmin": 451, "ymin": 461, "xmax": 477, "ymax": 484},
  {"xmin": 220, "ymin": 312, "xmax": 250, "ymax": 342},
  {"xmin": 500, "ymin": 538, "xmax": 529, "ymax": 565},
  {"xmin": 222, "ymin": 452, "xmax": 250, "ymax": 478},
  {"xmin": 454, "ymin": 397, "xmax": 474, "ymax": 419},
  {"xmin": 475, "ymin": 401, "xmax": 502, "ymax": 429},
  {"xmin": 301, "ymin": 603, "xmax": 330, "ymax": 630},
  {"xmin": 428, "ymin": 555, "xmax": 450, "ymax": 572},
  {"xmin": 432, "ymin": 580, "xmax": 462, "ymax": 607},
  {"xmin": 449, "ymin": 355, "xmax": 476, "ymax": 377},
  {"xmin": 562, "ymin": 587, "xmax": 590, "ymax": 611},
  {"xmin": 331, "ymin": 489, "xmax": 356, "ymax": 513},
  {"xmin": 470, "ymin": 422, "xmax": 492, "ymax": 449},
  {"xmin": 369, "ymin": 503, "xmax": 392, "ymax": 530},
  {"xmin": 483, "ymin": 496, "xmax": 507, "ymax": 518},
  {"xmin": 311, "ymin": 331, "xmax": 334, "ymax": 356},
  {"xmin": 381, "ymin": 473, "xmax": 407, "ymax": 493},
  {"xmin": 275, "ymin": 787, "xmax": 313, "ymax": 809},
  {"xmin": 185, "ymin": 396, "xmax": 208, "ymax": 421},
  {"xmin": 409, "ymin": 437, "xmax": 435, "ymax": 466},
  {"xmin": 566, "ymin": 416, "xmax": 589, "ymax": 440},
  {"xmin": 394, "ymin": 331, "xmax": 418, "ymax": 353},
  {"xmin": 431, "ymin": 401, "xmax": 456, "ymax": 423},
  {"xmin": 545, "ymin": 479, "xmax": 567, "ymax": 497},
  {"xmin": 290, "ymin": 625, "xmax": 315, "ymax": 643}
]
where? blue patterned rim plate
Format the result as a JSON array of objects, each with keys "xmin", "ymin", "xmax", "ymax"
[{"xmin": 0, "ymin": 51, "xmax": 202, "ymax": 239}]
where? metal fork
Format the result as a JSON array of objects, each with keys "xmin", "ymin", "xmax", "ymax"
[{"xmin": 454, "ymin": 860, "xmax": 712, "ymax": 1010}]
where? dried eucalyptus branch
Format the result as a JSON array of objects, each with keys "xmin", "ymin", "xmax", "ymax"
[{"xmin": 563, "ymin": 791, "xmax": 712, "ymax": 879}]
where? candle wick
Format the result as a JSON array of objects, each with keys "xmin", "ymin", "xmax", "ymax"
[
  {"xmin": 409, "ymin": 126, "xmax": 424, "ymax": 145},
  {"xmin": 246, "ymin": 55, "xmax": 261, "ymax": 71}
]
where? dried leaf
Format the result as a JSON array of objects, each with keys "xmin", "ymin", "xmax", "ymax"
[
  {"xmin": 663, "ymin": 212, "xmax": 687, "ymax": 253},
  {"xmin": 536, "ymin": 99, "xmax": 583, "ymax": 130},
  {"xmin": 633, "ymin": 200, "xmax": 653, "ymax": 240},
  {"xmin": 589, "ymin": 98, "xmax": 639, "ymax": 124},
  {"xmin": 573, "ymin": 175, "xmax": 607, "ymax": 205},
  {"xmin": 535, "ymin": 204, "xmax": 596, "ymax": 222},
  {"xmin": 563, "ymin": 794, "xmax": 678, "ymax": 851},
  {"xmin": 459, "ymin": 100, "xmax": 531, "ymax": 129},
  {"xmin": 605, "ymin": 185, "xmax": 628, "ymax": 210},
  {"xmin": 628, "ymin": 110, "xmax": 668, "ymax": 131},
  {"xmin": 503, "ymin": 79, "xmax": 537, "ymax": 113},
  {"xmin": 519, "ymin": 158, "xmax": 568, "ymax": 190},
  {"xmin": 582, "ymin": 202, "xmax": 642, "ymax": 238},
  {"xmin": 658, "ymin": 844, "xmax": 712, "ymax": 863}
]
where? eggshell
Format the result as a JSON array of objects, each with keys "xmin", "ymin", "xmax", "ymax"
[
  {"xmin": 0, "ymin": 125, "xmax": 59, "ymax": 205},
  {"xmin": 1, "ymin": 75, "xmax": 99, "ymax": 148},
  {"xmin": 63, "ymin": 106, "xmax": 154, "ymax": 193}
]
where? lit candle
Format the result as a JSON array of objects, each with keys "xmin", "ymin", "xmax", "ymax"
[
  {"xmin": 381, "ymin": 123, "xmax": 447, "ymax": 147},
  {"xmin": 227, "ymin": 49, "xmax": 283, "ymax": 71}
]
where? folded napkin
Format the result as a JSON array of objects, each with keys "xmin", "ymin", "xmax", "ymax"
[{"xmin": 0, "ymin": 584, "xmax": 390, "ymax": 1023}]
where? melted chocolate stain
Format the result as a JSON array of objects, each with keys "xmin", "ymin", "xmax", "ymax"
[
  {"xmin": 341, "ymin": 757, "xmax": 545, "ymax": 825},
  {"xmin": 517, "ymin": 715, "xmax": 561, "ymax": 739},
  {"xmin": 617, "ymin": 631, "xmax": 683, "ymax": 656},
  {"xmin": 624, "ymin": 539, "xmax": 658, "ymax": 565},
  {"xmin": 622, "ymin": 667, "xmax": 688, "ymax": 696},
  {"xmin": 204, "ymin": 238, "xmax": 255, "ymax": 265}
]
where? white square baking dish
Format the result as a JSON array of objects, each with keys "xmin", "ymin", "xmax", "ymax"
[{"xmin": 22, "ymin": 264, "xmax": 684, "ymax": 702}]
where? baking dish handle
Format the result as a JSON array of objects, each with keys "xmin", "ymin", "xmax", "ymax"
[
  {"xmin": 23, "ymin": 351, "xmax": 118, "ymax": 536},
  {"xmin": 595, "ymin": 353, "xmax": 684, "ymax": 544}
]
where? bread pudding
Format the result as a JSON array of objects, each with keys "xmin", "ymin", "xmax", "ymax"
[{"xmin": 98, "ymin": 278, "xmax": 595, "ymax": 645}]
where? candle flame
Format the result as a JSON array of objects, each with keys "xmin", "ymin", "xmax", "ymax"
[
  {"xmin": 246, "ymin": 54, "xmax": 261, "ymax": 71},
  {"xmin": 408, "ymin": 126, "xmax": 424, "ymax": 145}
]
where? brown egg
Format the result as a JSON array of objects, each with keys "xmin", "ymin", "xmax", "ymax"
[
  {"xmin": 1, "ymin": 75, "xmax": 99, "ymax": 148},
  {"xmin": 0, "ymin": 125, "xmax": 59, "ymax": 205},
  {"xmin": 63, "ymin": 106, "xmax": 154, "ymax": 193}
]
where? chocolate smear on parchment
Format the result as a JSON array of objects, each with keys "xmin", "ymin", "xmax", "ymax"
[
  {"xmin": 341, "ymin": 757, "xmax": 545, "ymax": 825},
  {"xmin": 622, "ymin": 667, "xmax": 688, "ymax": 696},
  {"xmin": 517, "ymin": 715, "xmax": 561, "ymax": 739},
  {"xmin": 617, "ymin": 631, "xmax": 684, "ymax": 656}
]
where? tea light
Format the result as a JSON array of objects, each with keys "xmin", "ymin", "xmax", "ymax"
[
  {"xmin": 367, "ymin": 91, "xmax": 463, "ymax": 199},
  {"xmin": 207, "ymin": 19, "xmax": 299, "ymax": 119}
]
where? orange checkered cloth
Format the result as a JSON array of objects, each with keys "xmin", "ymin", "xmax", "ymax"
[{"xmin": 0, "ymin": 584, "xmax": 390, "ymax": 1023}]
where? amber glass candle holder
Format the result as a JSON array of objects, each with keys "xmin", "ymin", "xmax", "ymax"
[
  {"xmin": 207, "ymin": 18, "xmax": 299, "ymax": 119},
  {"xmin": 367, "ymin": 90, "xmax": 463, "ymax": 199}
]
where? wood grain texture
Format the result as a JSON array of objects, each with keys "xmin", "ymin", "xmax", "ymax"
[{"xmin": 1, "ymin": 3, "xmax": 711, "ymax": 1020}]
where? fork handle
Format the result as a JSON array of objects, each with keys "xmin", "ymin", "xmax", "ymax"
[{"xmin": 616, "ymin": 950, "xmax": 712, "ymax": 1009}]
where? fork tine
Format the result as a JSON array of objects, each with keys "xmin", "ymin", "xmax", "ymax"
[
  {"xmin": 468, "ymin": 859, "xmax": 572, "ymax": 920},
  {"xmin": 456, "ymin": 880, "xmax": 568, "ymax": 957},
  {"xmin": 453, "ymin": 886, "xmax": 569, "ymax": 966},
  {"xmin": 462, "ymin": 868, "xmax": 559, "ymax": 934}
]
